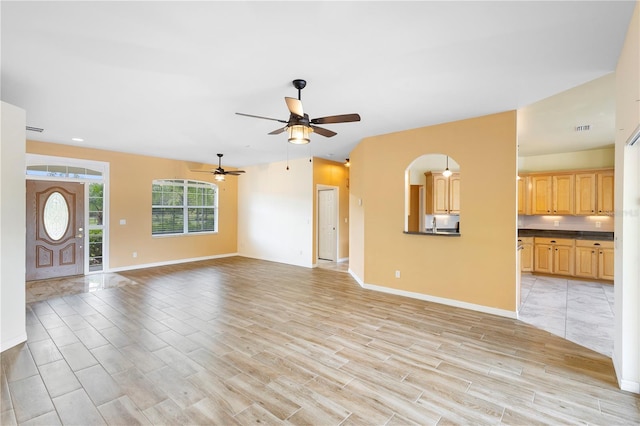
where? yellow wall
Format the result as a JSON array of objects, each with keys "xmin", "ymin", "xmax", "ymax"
[
  {"xmin": 350, "ymin": 111, "xmax": 518, "ymax": 312},
  {"xmin": 312, "ymin": 158, "xmax": 350, "ymax": 261},
  {"xmin": 27, "ymin": 141, "xmax": 238, "ymax": 269}
]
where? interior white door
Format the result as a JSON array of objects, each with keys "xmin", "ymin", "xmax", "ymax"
[{"xmin": 318, "ymin": 189, "xmax": 337, "ymax": 261}]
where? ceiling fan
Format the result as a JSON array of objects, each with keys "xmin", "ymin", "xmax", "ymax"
[
  {"xmin": 193, "ymin": 153, "xmax": 245, "ymax": 181},
  {"xmin": 236, "ymin": 79, "xmax": 361, "ymax": 144}
]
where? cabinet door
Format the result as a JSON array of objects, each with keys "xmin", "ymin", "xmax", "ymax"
[
  {"xmin": 553, "ymin": 245, "xmax": 575, "ymax": 276},
  {"xmin": 534, "ymin": 244, "xmax": 553, "ymax": 273},
  {"xmin": 432, "ymin": 175, "xmax": 449, "ymax": 214},
  {"xmin": 531, "ymin": 176, "xmax": 552, "ymax": 215},
  {"xmin": 520, "ymin": 242, "xmax": 533, "ymax": 272},
  {"xmin": 552, "ymin": 174, "xmax": 574, "ymax": 215},
  {"xmin": 598, "ymin": 248, "xmax": 614, "ymax": 280},
  {"xmin": 517, "ymin": 177, "xmax": 528, "ymax": 215},
  {"xmin": 575, "ymin": 246, "xmax": 598, "ymax": 279},
  {"xmin": 597, "ymin": 170, "xmax": 614, "ymax": 215},
  {"xmin": 575, "ymin": 173, "xmax": 596, "ymax": 215},
  {"xmin": 448, "ymin": 174, "xmax": 460, "ymax": 214}
]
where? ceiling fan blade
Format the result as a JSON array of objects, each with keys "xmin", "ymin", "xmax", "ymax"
[
  {"xmin": 268, "ymin": 126, "xmax": 287, "ymax": 135},
  {"xmin": 191, "ymin": 170, "xmax": 215, "ymax": 173},
  {"xmin": 285, "ymin": 97, "xmax": 304, "ymax": 118},
  {"xmin": 225, "ymin": 171, "xmax": 245, "ymax": 176},
  {"xmin": 236, "ymin": 112, "xmax": 287, "ymax": 123},
  {"xmin": 310, "ymin": 125, "xmax": 337, "ymax": 138},
  {"xmin": 311, "ymin": 113, "xmax": 361, "ymax": 125}
]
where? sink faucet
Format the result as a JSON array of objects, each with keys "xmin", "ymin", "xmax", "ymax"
[{"xmin": 432, "ymin": 216, "xmax": 437, "ymax": 233}]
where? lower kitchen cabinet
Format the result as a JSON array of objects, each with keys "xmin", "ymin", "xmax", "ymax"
[
  {"xmin": 518, "ymin": 237, "xmax": 534, "ymax": 272},
  {"xmin": 526, "ymin": 237, "xmax": 613, "ymax": 281},
  {"xmin": 533, "ymin": 238, "xmax": 575, "ymax": 276},
  {"xmin": 575, "ymin": 240, "xmax": 614, "ymax": 280}
]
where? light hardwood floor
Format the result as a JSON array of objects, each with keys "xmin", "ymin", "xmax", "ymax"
[{"xmin": 2, "ymin": 256, "xmax": 639, "ymax": 425}]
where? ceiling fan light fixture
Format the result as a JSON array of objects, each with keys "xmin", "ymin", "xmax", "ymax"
[
  {"xmin": 344, "ymin": 158, "xmax": 350, "ymax": 167},
  {"xmin": 214, "ymin": 173, "xmax": 225, "ymax": 182},
  {"xmin": 288, "ymin": 124, "xmax": 311, "ymax": 144}
]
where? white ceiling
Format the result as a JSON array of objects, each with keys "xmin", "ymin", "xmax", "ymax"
[{"xmin": 1, "ymin": 1, "xmax": 634, "ymax": 167}]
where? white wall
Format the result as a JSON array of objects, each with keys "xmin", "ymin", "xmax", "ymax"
[
  {"xmin": 238, "ymin": 157, "xmax": 314, "ymax": 268},
  {"xmin": 614, "ymin": 0, "xmax": 640, "ymax": 394},
  {"xmin": 1, "ymin": 102, "xmax": 27, "ymax": 352}
]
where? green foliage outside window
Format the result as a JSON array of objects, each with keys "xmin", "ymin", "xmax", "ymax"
[{"xmin": 152, "ymin": 180, "xmax": 217, "ymax": 235}]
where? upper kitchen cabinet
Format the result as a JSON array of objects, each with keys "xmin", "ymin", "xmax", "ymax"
[
  {"xmin": 521, "ymin": 168, "xmax": 613, "ymax": 216},
  {"xmin": 530, "ymin": 173, "xmax": 573, "ymax": 215},
  {"xmin": 575, "ymin": 169, "xmax": 615, "ymax": 216},
  {"xmin": 597, "ymin": 169, "xmax": 614, "ymax": 215},
  {"xmin": 425, "ymin": 171, "xmax": 460, "ymax": 214},
  {"xmin": 575, "ymin": 172, "xmax": 597, "ymax": 215}
]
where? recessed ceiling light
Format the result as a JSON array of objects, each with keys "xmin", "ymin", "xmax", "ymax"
[{"xmin": 71, "ymin": 137, "xmax": 84, "ymax": 142}]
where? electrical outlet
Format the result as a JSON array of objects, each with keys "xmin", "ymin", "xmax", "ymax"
[
  {"xmin": 595, "ymin": 221, "xmax": 601, "ymax": 228},
  {"xmin": 553, "ymin": 221, "xmax": 560, "ymax": 227},
  {"xmin": 395, "ymin": 270, "xmax": 400, "ymax": 278},
  {"xmin": 132, "ymin": 252, "xmax": 137, "ymax": 258}
]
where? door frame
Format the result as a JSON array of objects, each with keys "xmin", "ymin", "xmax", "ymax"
[
  {"xmin": 25, "ymin": 154, "xmax": 110, "ymax": 275},
  {"xmin": 316, "ymin": 185, "xmax": 339, "ymax": 263}
]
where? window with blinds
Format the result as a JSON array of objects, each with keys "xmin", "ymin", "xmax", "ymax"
[{"xmin": 152, "ymin": 180, "xmax": 217, "ymax": 235}]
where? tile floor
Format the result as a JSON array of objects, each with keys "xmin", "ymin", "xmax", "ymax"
[{"xmin": 518, "ymin": 272, "xmax": 614, "ymax": 357}]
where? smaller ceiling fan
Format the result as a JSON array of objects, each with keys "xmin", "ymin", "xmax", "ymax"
[
  {"xmin": 236, "ymin": 79, "xmax": 361, "ymax": 144},
  {"xmin": 192, "ymin": 153, "xmax": 245, "ymax": 181}
]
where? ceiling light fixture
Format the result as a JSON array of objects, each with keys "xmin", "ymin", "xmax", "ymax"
[
  {"xmin": 214, "ymin": 173, "xmax": 225, "ymax": 182},
  {"xmin": 71, "ymin": 137, "xmax": 84, "ymax": 142},
  {"xmin": 287, "ymin": 124, "xmax": 312, "ymax": 145},
  {"xmin": 442, "ymin": 156, "xmax": 453, "ymax": 177},
  {"xmin": 344, "ymin": 158, "xmax": 350, "ymax": 167}
]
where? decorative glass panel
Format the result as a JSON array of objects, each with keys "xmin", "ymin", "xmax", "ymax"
[{"xmin": 43, "ymin": 192, "xmax": 69, "ymax": 240}]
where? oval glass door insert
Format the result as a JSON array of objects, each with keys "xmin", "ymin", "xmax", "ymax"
[{"xmin": 43, "ymin": 191, "xmax": 69, "ymax": 241}]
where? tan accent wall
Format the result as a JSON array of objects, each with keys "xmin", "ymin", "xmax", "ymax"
[
  {"xmin": 312, "ymin": 158, "xmax": 350, "ymax": 262},
  {"xmin": 27, "ymin": 141, "xmax": 238, "ymax": 269},
  {"xmin": 350, "ymin": 111, "xmax": 518, "ymax": 312}
]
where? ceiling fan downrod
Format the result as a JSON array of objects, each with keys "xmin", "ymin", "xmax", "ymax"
[{"xmin": 292, "ymin": 79, "xmax": 306, "ymax": 100}]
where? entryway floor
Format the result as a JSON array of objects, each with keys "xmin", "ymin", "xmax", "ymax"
[{"xmin": 519, "ymin": 273, "xmax": 614, "ymax": 357}]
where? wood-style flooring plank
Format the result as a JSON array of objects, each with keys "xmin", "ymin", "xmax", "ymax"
[{"xmin": 2, "ymin": 256, "xmax": 638, "ymax": 425}]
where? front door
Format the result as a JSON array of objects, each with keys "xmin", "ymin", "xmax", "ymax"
[{"xmin": 26, "ymin": 180, "xmax": 84, "ymax": 281}]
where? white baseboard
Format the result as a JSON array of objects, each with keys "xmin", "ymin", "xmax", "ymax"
[
  {"xmin": 337, "ymin": 257, "xmax": 349, "ymax": 263},
  {"xmin": 1, "ymin": 333, "xmax": 27, "ymax": 353},
  {"xmin": 612, "ymin": 349, "xmax": 640, "ymax": 394},
  {"xmin": 108, "ymin": 253, "xmax": 238, "ymax": 273},
  {"xmin": 348, "ymin": 270, "xmax": 516, "ymax": 319}
]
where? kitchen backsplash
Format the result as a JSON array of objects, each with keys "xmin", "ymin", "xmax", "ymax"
[
  {"xmin": 425, "ymin": 214, "xmax": 460, "ymax": 230},
  {"xmin": 518, "ymin": 215, "xmax": 614, "ymax": 232}
]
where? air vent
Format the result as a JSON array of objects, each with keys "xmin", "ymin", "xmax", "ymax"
[
  {"xmin": 575, "ymin": 125, "xmax": 591, "ymax": 132},
  {"xmin": 26, "ymin": 126, "xmax": 44, "ymax": 132}
]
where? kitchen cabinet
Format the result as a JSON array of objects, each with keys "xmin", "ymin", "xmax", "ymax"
[
  {"xmin": 425, "ymin": 172, "xmax": 460, "ymax": 214},
  {"xmin": 575, "ymin": 240, "xmax": 614, "ymax": 280},
  {"xmin": 574, "ymin": 172, "xmax": 597, "ymax": 215},
  {"xmin": 534, "ymin": 237, "xmax": 575, "ymax": 276},
  {"xmin": 552, "ymin": 174, "xmax": 574, "ymax": 215},
  {"xmin": 518, "ymin": 237, "xmax": 534, "ymax": 272},
  {"xmin": 517, "ymin": 176, "xmax": 529, "ymax": 215},
  {"xmin": 597, "ymin": 170, "xmax": 614, "ymax": 215},
  {"xmin": 521, "ymin": 168, "xmax": 613, "ymax": 216}
]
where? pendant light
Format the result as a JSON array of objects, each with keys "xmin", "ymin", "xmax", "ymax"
[{"xmin": 442, "ymin": 156, "xmax": 452, "ymax": 177}]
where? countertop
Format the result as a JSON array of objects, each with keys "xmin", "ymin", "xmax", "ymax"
[{"xmin": 518, "ymin": 229, "xmax": 614, "ymax": 241}]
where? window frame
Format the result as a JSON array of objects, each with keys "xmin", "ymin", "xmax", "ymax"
[{"xmin": 152, "ymin": 179, "xmax": 218, "ymax": 237}]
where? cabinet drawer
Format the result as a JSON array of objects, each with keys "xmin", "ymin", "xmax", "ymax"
[
  {"xmin": 534, "ymin": 237, "xmax": 575, "ymax": 246},
  {"xmin": 575, "ymin": 240, "xmax": 613, "ymax": 249}
]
